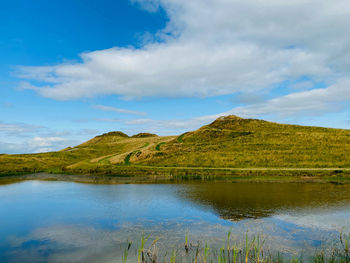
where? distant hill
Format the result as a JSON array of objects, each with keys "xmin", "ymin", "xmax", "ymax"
[
  {"xmin": 1, "ymin": 115, "xmax": 350, "ymax": 177},
  {"xmin": 131, "ymin": 133, "xmax": 158, "ymax": 138}
]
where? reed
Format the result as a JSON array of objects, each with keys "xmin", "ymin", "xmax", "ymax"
[
  {"xmin": 122, "ymin": 240, "xmax": 132, "ymax": 263},
  {"xmin": 121, "ymin": 231, "xmax": 350, "ymax": 263}
]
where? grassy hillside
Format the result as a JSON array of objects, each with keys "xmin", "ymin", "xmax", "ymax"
[
  {"xmin": 0, "ymin": 131, "xmax": 175, "ymax": 175},
  {"xmin": 1, "ymin": 115, "xmax": 350, "ymax": 177},
  {"xmin": 142, "ymin": 115, "xmax": 350, "ymax": 168}
]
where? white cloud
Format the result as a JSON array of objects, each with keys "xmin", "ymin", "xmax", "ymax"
[
  {"xmin": 0, "ymin": 123, "xmax": 91, "ymax": 153},
  {"xmin": 0, "ymin": 121, "xmax": 42, "ymax": 135},
  {"xmin": 0, "ymin": 136, "xmax": 79, "ymax": 154},
  {"xmin": 93, "ymin": 104, "xmax": 146, "ymax": 116},
  {"xmin": 29, "ymin": 136, "xmax": 65, "ymax": 148},
  {"xmin": 18, "ymin": 44, "xmax": 313, "ymax": 100},
  {"xmin": 96, "ymin": 76, "xmax": 350, "ymax": 134},
  {"xmin": 0, "ymin": 121, "xmax": 76, "ymax": 153},
  {"xmin": 224, "ymin": 78, "xmax": 350, "ymax": 118},
  {"xmin": 8, "ymin": 0, "xmax": 350, "ymax": 128},
  {"xmin": 17, "ymin": 0, "xmax": 350, "ymax": 102},
  {"xmin": 0, "ymin": 142, "xmax": 27, "ymax": 154}
]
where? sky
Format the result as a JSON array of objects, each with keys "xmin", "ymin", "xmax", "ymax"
[{"xmin": 1, "ymin": 0, "xmax": 350, "ymax": 154}]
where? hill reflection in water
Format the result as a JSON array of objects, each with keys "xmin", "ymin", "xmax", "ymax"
[{"xmin": 176, "ymin": 182, "xmax": 350, "ymax": 221}]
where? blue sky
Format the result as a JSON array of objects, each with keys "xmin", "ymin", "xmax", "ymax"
[{"xmin": 1, "ymin": 0, "xmax": 350, "ymax": 153}]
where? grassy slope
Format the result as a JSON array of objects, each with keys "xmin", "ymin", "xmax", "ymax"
[
  {"xmin": 1, "ymin": 115, "xmax": 350, "ymax": 176},
  {"xmin": 0, "ymin": 132, "xmax": 175, "ymax": 175},
  {"xmin": 142, "ymin": 116, "xmax": 350, "ymax": 168}
]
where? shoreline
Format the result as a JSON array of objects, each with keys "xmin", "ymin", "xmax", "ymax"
[{"xmin": 1, "ymin": 168, "xmax": 350, "ymax": 185}]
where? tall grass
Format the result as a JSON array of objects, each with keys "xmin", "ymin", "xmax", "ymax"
[
  {"xmin": 121, "ymin": 231, "xmax": 350, "ymax": 263},
  {"xmin": 122, "ymin": 240, "xmax": 132, "ymax": 263}
]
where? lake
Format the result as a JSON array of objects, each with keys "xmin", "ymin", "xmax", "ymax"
[{"xmin": 1, "ymin": 180, "xmax": 350, "ymax": 262}]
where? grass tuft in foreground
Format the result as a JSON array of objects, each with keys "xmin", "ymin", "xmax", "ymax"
[{"xmin": 121, "ymin": 232, "xmax": 350, "ymax": 263}]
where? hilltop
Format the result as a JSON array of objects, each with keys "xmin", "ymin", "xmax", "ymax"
[{"xmin": 1, "ymin": 115, "xmax": 350, "ymax": 178}]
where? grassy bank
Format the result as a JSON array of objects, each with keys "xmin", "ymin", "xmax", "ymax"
[
  {"xmin": 2, "ymin": 166, "xmax": 350, "ymax": 184},
  {"xmin": 121, "ymin": 232, "xmax": 350, "ymax": 263},
  {"xmin": 2, "ymin": 167, "xmax": 350, "ymax": 185}
]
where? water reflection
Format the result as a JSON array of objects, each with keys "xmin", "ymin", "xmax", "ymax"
[
  {"xmin": 0, "ymin": 180, "xmax": 350, "ymax": 262},
  {"xmin": 177, "ymin": 182, "xmax": 350, "ymax": 220}
]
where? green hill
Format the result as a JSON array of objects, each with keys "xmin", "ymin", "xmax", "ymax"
[
  {"xmin": 143, "ymin": 115, "xmax": 350, "ymax": 168},
  {"xmin": 1, "ymin": 115, "xmax": 350, "ymax": 178}
]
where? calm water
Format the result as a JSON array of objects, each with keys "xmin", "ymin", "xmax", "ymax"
[{"xmin": 1, "ymin": 180, "xmax": 350, "ymax": 262}]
